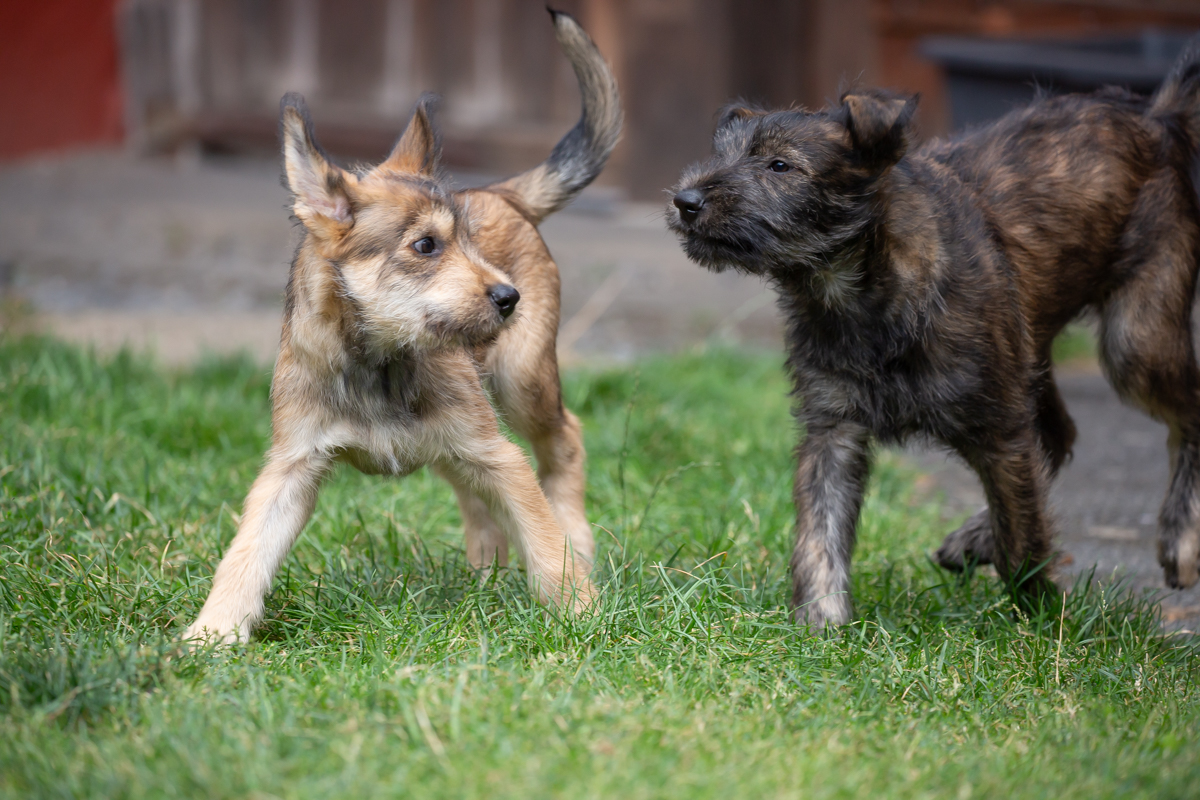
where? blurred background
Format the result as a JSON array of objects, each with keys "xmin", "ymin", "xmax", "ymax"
[
  {"xmin": 3, "ymin": 0, "xmax": 1200, "ymax": 361},
  {"xmin": 9, "ymin": 2, "xmax": 1200, "ymax": 194}
]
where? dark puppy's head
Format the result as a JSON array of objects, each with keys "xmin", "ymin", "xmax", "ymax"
[
  {"xmin": 281, "ymin": 93, "xmax": 520, "ymax": 352},
  {"xmin": 667, "ymin": 89, "xmax": 918, "ymax": 276}
]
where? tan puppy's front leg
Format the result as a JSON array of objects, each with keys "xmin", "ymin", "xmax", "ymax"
[
  {"xmin": 440, "ymin": 440, "xmax": 594, "ymax": 611},
  {"xmin": 185, "ymin": 450, "xmax": 328, "ymax": 644}
]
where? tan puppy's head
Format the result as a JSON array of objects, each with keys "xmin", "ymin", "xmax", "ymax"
[{"xmin": 280, "ymin": 93, "xmax": 520, "ymax": 353}]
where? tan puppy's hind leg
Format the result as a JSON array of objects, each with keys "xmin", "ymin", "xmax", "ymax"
[
  {"xmin": 435, "ymin": 465, "xmax": 510, "ymax": 573},
  {"xmin": 441, "ymin": 439, "xmax": 594, "ymax": 612},
  {"xmin": 529, "ymin": 408, "xmax": 594, "ymax": 567}
]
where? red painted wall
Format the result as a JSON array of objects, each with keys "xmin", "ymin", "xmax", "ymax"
[{"xmin": 0, "ymin": 0, "xmax": 124, "ymax": 160}]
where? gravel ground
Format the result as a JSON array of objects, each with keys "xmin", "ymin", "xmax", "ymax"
[{"xmin": 3, "ymin": 150, "xmax": 1196, "ymax": 631}]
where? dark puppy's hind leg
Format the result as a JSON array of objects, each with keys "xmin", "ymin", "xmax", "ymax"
[
  {"xmin": 1161, "ymin": 431, "xmax": 1200, "ymax": 589},
  {"xmin": 934, "ymin": 507, "xmax": 994, "ymax": 573},
  {"xmin": 1098, "ymin": 192, "xmax": 1200, "ymax": 588},
  {"xmin": 1031, "ymin": 360, "xmax": 1078, "ymax": 473},
  {"xmin": 935, "ymin": 359, "xmax": 1075, "ymax": 573}
]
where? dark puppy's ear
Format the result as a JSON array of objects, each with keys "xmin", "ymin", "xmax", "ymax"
[
  {"xmin": 379, "ymin": 93, "xmax": 442, "ymax": 177},
  {"xmin": 280, "ymin": 93, "xmax": 355, "ymax": 239},
  {"xmin": 716, "ymin": 101, "xmax": 767, "ymax": 131},
  {"xmin": 839, "ymin": 90, "xmax": 918, "ymax": 166}
]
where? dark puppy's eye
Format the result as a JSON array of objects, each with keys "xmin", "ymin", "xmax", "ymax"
[
  {"xmin": 768, "ymin": 160, "xmax": 791, "ymax": 173},
  {"xmin": 412, "ymin": 236, "xmax": 438, "ymax": 255}
]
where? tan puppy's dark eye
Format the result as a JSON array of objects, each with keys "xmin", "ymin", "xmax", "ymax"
[
  {"xmin": 412, "ymin": 236, "xmax": 439, "ymax": 255},
  {"xmin": 768, "ymin": 160, "xmax": 791, "ymax": 173}
]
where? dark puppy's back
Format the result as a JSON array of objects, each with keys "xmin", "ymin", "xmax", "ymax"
[{"xmin": 911, "ymin": 89, "xmax": 1195, "ymax": 328}]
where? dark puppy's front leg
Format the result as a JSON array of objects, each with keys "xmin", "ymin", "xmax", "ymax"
[
  {"xmin": 968, "ymin": 431, "xmax": 1060, "ymax": 610},
  {"xmin": 791, "ymin": 419, "xmax": 872, "ymax": 630}
]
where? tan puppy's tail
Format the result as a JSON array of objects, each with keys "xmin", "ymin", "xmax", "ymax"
[{"xmin": 490, "ymin": 8, "xmax": 622, "ymax": 224}]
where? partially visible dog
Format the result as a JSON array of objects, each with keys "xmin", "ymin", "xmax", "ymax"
[
  {"xmin": 669, "ymin": 39, "xmax": 1200, "ymax": 629},
  {"xmin": 185, "ymin": 10, "xmax": 621, "ymax": 644}
]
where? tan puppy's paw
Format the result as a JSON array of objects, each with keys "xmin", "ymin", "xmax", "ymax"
[{"xmin": 182, "ymin": 617, "xmax": 250, "ymax": 648}]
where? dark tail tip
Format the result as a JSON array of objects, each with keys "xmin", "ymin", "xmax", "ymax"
[
  {"xmin": 547, "ymin": 7, "xmax": 577, "ymax": 28},
  {"xmin": 413, "ymin": 91, "xmax": 442, "ymax": 116},
  {"xmin": 280, "ymin": 91, "xmax": 307, "ymax": 114}
]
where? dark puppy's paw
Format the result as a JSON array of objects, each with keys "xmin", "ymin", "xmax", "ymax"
[
  {"xmin": 1011, "ymin": 571, "xmax": 1062, "ymax": 618},
  {"xmin": 793, "ymin": 595, "xmax": 852, "ymax": 636},
  {"xmin": 1159, "ymin": 537, "xmax": 1200, "ymax": 590},
  {"xmin": 934, "ymin": 507, "xmax": 995, "ymax": 572},
  {"xmin": 1163, "ymin": 563, "xmax": 1200, "ymax": 590}
]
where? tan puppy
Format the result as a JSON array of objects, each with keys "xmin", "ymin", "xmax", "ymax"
[{"xmin": 185, "ymin": 10, "xmax": 621, "ymax": 644}]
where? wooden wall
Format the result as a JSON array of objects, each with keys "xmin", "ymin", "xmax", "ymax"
[
  {"xmin": 117, "ymin": 0, "xmax": 1200, "ymax": 199},
  {"xmin": 0, "ymin": 1, "xmax": 125, "ymax": 160}
]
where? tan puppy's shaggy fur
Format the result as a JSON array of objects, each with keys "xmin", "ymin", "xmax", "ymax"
[{"xmin": 185, "ymin": 10, "xmax": 621, "ymax": 644}]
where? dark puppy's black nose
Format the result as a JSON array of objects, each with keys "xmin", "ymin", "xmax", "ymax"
[
  {"xmin": 488, "ymin": 284, "xmax": 520, "ymax": 318},
  {"xmin": 673, "ymin": 188, "xmax": 705, "ymax": 224}
]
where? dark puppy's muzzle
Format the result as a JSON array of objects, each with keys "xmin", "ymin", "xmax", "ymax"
[
  {"xmin": 673, "ymin": 188, "xmax": 706, "ymax": 224},
  {"xmin": 487, "ymin": 284, "xmax": 520, "ymax": 319}
]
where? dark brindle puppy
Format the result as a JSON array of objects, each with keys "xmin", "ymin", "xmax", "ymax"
[{"xmin": 668, "ymin": 40, "xmax": 1200, "ymax": 629}]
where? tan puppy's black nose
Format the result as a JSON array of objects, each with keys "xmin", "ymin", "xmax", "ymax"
[
  {"xmin": 488, "ymin": 284, "xmax": 520, "ymax": 318},
  {"xmin": 673, "ymin": 188, "xmax": 705, "ymax": 223}
]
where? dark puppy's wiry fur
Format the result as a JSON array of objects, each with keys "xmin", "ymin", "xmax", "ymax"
[
  {"xmin": 669, "ymin": 38, "xmax": 1200, "ymax": 630},
  {"xmin": 185, "ymin": 10, "xmax": 621, "ymax": 644}
]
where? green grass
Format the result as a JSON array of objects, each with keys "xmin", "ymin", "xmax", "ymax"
[
  {"xmin": 1, "ymin": 335, "xmax": 1196, "ymax": 799},
  {"xmin": 1052, "ymin": 323, "xmax": 1098, "ymax": 366}
]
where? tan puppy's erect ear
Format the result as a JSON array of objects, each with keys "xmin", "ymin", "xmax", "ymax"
[
  {"xmin": 839, "ymin": 89, "xmax": 918, "ymax": 167},
  {"xmin": 280, "ymin": 93, "xmax": 354, "ymax": 239},
  {"xmin": 379, "ymin": 93, "xmax": 442, "ymax": 177}
]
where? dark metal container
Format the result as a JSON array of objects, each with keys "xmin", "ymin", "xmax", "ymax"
[{"xmin": 921, "ymin": 29, "xmax": 1196, "ymax": 131}]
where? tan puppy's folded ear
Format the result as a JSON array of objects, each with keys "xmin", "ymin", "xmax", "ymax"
[
  {"xmin": 280, "ymin": 93, "xmax": 354, "ymax": 238},
  {"xmin": 839, "ymin": 90, "xmax": 918, "ymax": 167},
  {"xmin": 379, "ymin": 93, "xmax": 442, "ymax": 177}
]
